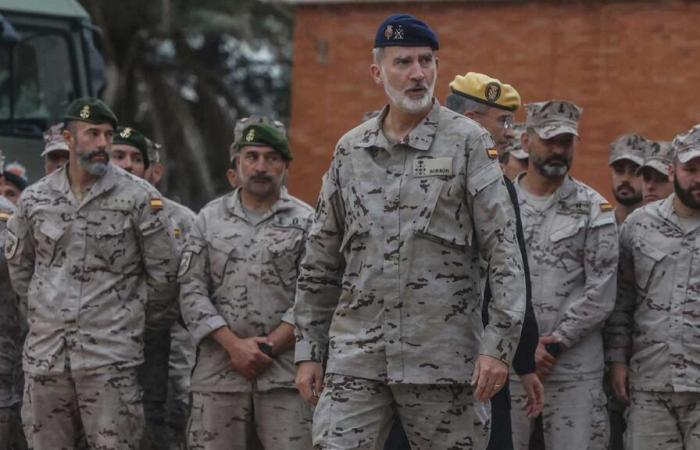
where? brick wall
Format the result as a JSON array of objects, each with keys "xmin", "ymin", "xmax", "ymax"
[{"xmin": 286, "ymin": 0, "xmax": 700, "ymax": 205}]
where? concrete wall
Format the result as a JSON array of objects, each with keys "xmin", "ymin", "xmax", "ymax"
[{"xmin": 286, "ymin": 1, "xmax": 700, "ymax": 204}]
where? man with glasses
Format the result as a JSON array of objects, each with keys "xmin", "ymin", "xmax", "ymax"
[{"xmin": 445, "ymin": 72, "xmax": 543, "ymax": 450}]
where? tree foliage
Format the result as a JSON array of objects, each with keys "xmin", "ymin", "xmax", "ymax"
[{"xmin": 79, "ymin": 0, "xmax": 293, "ymax": 209}]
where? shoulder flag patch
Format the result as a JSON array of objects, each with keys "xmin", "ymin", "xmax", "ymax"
[
  {"xmin": 487, "ymin": 148, "xmax": 498, "ymax": 159},
  {"xmin": 150, "ymin": 198, "xmax": 164, "ymax": 211},
  {"xmin": 600, "ymin": 203, "xmax": 613, "ymax": 212}
]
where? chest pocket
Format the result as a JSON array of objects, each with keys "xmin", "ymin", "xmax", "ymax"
[
  {"xmin": 265, "ymin": 226, "xmax": 305, "ymax": 288},
  {"xmin": 208, "ymin": 236, "xmax": 239, "ymax": 287},
  {"xmin": 35, "ymin": 221, "xmax": 67, "ymax": 268},
  {"xmin": 633, "ymin": 243, "xmax": 665, "ymax": 293},
  {"xmin": 94, "ymin": 216, "xmax": 139, "ymax": 273},
  {"xmin": 415, "ymin": 175, "xmax": 472, "ymax": 251},
  {"xmin": 548, "ymin": 217, "xmax": 586, "ymax": 272}
]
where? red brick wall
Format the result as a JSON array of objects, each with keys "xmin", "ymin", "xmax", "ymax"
[{"xmin": 286, "ymin": 1, "xmax": 700, "ymax": 205}]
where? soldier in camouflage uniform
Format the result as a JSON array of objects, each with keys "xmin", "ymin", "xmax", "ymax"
[
  {"xmin": 605, "ymin": 124, "xmax": 700, "ymax": 450},
  {"xmin": 0, "ymin": 149, "xmax": 26, "ymax": 450},
  {"xmin": 294, "ymin": 14, "xmax": 526, "ymax": 450},
  {"xmin": 42, "ymin": 123, "xmax": 70, "ymax": 175},
  {"xmin": 109, "ymin": 126, "xmax": 197, "ymax": 450},
  {"xmin": 608, "ymin": 134, "xmax": 648, "ymax": 225},
  {"xmin": 509, "ymin": 100, "xmax": 618, "ymax": 450},
  {"xmin": 4, "ymin": 98, "xmax": 179, "ymax": 450},
  {"xmin": 500, "ymin": 123, "xmax": 529, "ymax": 181},
  {"xmin": 179, "ymin": 121, "xmax": 313, "ymax": 450},
  {"xmin": 605, "ymin": 133, "xmax": 650, "ymax": 450},
  {"xmin": 639, "ymin": 140, "xmax": 674, "ymax": 204},
  {"xmin": 142, "ymin": 139, "xmax": 198, "ymax": 450},
  {"xmin": 445, "ymin": 72, "xmax": 544, "ymax": 450}
]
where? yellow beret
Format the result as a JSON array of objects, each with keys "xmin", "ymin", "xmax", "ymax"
[{"xmin": 449, "ymin": 72, "xmax": 521, "ymax": 112}]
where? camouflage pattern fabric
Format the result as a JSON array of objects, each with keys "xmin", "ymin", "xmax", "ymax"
[
  {"xmin": 313, "ymin": 374, "xmax": 489, "ymax": 450},
  {"xmin": 22, "ymin": 367, "xmax": 143, "ymax": 450},
  {"xmin": 512, "ymin": 174, "xmax": 617, "ymax": 449},
  {"xmin": 606, "ymin": 196, "xmax": 700, "ymax": 391},
  {"xmin": 5, "ymin": 163, "xmax": 179, "ymax": 375},
  {"xmin": 187, "ymin": 389, "xmax": 312, "ymax": 450},
  {"xmin": 165, "ymin": 321, "xmax": 195, "ymax": 450},
  {"xmin": 293, "ymin": 102, "xmax": 527, "ymax": 384},
  {"xmin": 510, "ymin": 378, "xmax": 608, "ymax": 450},
  {"xmin": 179, "ymin": 188, "xmax": 312, "ymax": 393},
  {"xmin": 514, "ymin": 174, "xmax": 618, "ymax": 381},
  {"xmin": 625, "ymin": 390, "xmax": 700, "ymax": 450}
]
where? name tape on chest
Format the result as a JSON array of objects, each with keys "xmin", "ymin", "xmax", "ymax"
[{"xmin": 413, "ymin": 157, "xmax": 453, "ymax": 178}]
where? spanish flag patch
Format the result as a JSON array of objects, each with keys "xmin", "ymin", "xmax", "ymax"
[
  {"xmin": 487, "ymin": 148, "xmax": 498, "ymax": 159},
  {"xmin": 150, "ymin": 198, "xmax": 164, "ymax": 211},
  {"xmin": 600, "ymin": 203, "xmax": 613, "ymax": 212}
]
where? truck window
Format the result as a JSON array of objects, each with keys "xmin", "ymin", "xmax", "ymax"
[{"xmin": 0, "ymin": 28, "xmax": 76, "ymax": 136}]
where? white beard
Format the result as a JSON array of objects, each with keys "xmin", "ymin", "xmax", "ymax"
[{"xmin": 381, "ymin": 68, "xmax": 435, "ymax": 114}]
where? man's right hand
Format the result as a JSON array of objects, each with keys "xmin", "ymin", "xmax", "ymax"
[
  {"xmin": 296, "ymin": 361, "xmax": 324, "ymax": 406},
  {"xmin": 211, "ymin": 327, "xmax": 273, "ymax": 380},
  {"xmin": 609, "ymin": 362, "xmax": 629, "ymax": 405}
]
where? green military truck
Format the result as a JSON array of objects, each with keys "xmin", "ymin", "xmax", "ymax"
[{"xmin": 0, "ymin": 0, "xmax": 104, "ymax": 180}]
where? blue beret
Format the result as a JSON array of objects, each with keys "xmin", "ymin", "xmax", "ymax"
[{"xmin": 374, "ymin": 14, "xmax": 439, "ymax": 50}]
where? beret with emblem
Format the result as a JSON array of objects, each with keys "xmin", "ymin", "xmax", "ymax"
[
  {"xmin": 608, "ymin": 134, "xmax": 650, "ymax": 166},
  {"xmin": 525, "ymin": 100, "xmax": 582, "ymax": 139},
  {"xmin": 234, "ymin": 123, "xmax": 292, "ymax": 161},
  {"xmin": 230, "ymin": 116, "xmax": 288, "ymax": 162},
  {"xmin": 113, "ymin": 126, "xmax": 150, "ymax": 169},
  {"xmin": 672, "ymin": 124, "xmax": 700, "ymax": 164},
  {"xmin": 63, "ymin": 97, "xmax": 118, "ymax": 130},
  {"xmin": 449, "ymin": 72, "xmax": 521, "ymax": 112},
  {"xmin": 374, "ymin": 14, "xmax": 439, "ymax": 50},
  {"xmin": 638, "ymin": 140, "xmax": 674, "ymax": 177},
  {"xmin": 42, "ymin": 123, "xmax": 70, "ymax": 157}
]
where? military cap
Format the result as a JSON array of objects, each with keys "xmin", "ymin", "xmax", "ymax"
[
  {"xmin": 638, "ymin": 140, "xmax": 674, "ymax": 177},
  {"xmin": 673, "ymin": 124, "xmax": 700, "ymax": 164},
  {"xmin": 234, "ymin": 123, "xmax": 291, "ymax": 161},
  {"xmin": 3, "ymin": 162, "xmax": 28, "ymax": 191},
  {"xmin": 42, "ymin": 123, "xmax": 70, "ymax": 157},
  {"xmin": 230, "ymin": 115, "xmax": 287, "ymax": 162},
  {"xmin": 608, "ymin": 134, "xmax": 650, "ymax": 166},
  {"xmin": 449, "ymin": 72, "xmax": 521, "ymax": 112},
  {"xmin": 525, "ymin": 100, "xmax": 582, "ymax": 139},
  {"xmin": 63, "ymin": 97, "xmax": 118, "ymax": 130},
  {"xmin": 113, "ymin": 126, "xmax": 150, "ymax": 169},
  {"xmin": 503, "ymin": 123, "xmax": 529, "ymax": 159},
  {"xmin": 374, "ymin": 14, "xmax": 439, "ymax": 50}
]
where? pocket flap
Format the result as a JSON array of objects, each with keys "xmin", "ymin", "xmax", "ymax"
[{"xmin": 550, "ymin": 220, "xmax": 584, "ymax": 243}]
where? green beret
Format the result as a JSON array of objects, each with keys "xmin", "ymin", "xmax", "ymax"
[
  {"xmin": 63, "ymin": 97, "xmax": 118, "ymax": 130},
  {"xmin": 113, "ymin": 126, "xmax": 150, "ymax": 169},
  {"xmin": 235, "ymin": 123, "xmax": 291, "ymax": 161}
]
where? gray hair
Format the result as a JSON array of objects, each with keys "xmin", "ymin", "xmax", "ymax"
[
  {"xmin": 445, "ymin": 94, "xmax": 489, "ymax": 115},
  {"xmin": 372, "ymin": 47, "xmax": 385, "ymax": 64}
]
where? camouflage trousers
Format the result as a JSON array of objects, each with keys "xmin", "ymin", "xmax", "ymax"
[
  {"xmin": 187, "ymin": 388, "xmax": 312, "ymax": 450},
  {"xmin": 164, "ymin": 321, "xmax": 195, "ymax": 450},
  {"xmin": 510, "ymin": 378, "xmax": 609, "ymax": 450},
  {"xmin": 624, "ymin": 390, "xmax": 700, "ymax": 450},
  {"xmin": 313, "ymin": 374, "xmax": 490, "ymax": 450},
  {"xmin": 22, "ymin": 366, "xmax": 144, "ymax": 450}
]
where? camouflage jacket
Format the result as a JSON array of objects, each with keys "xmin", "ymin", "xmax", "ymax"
[
  {"xmin": 293, "ymin": 102, "xmax": 527, "ymax": 384},
  {"xmin": 0, "ymin": 198, "xmax": 21, "ymax": 406},
  {"xmin": 179, "ymin": 188, "xmax": 313, "ymax": 392},
  {"xmin": 515, "ymin": 174, "xmax": 618, "ymax": 381},
  {"xmin": 5, "ymin": 164, "xmax": 179, "ymax": 375},
  {"xmin": 164, "ymin": 197, "xmax": 196, "ymax": 252},
  {"xmin": 606, "ymin": 195, "xmax": 700, "ymax": 392}
]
